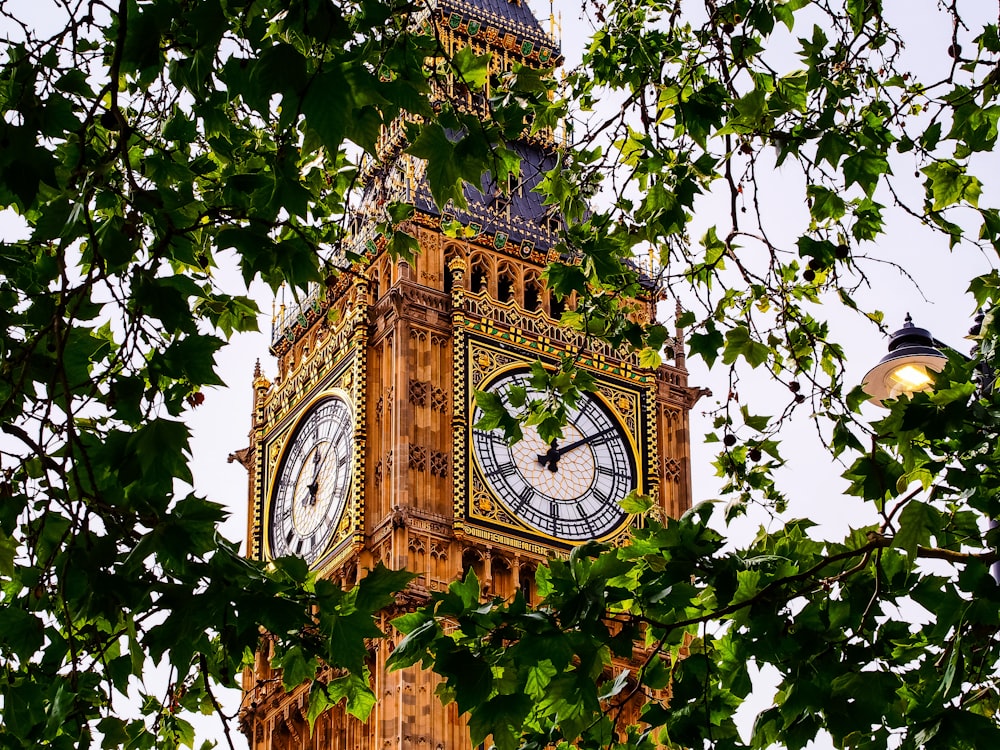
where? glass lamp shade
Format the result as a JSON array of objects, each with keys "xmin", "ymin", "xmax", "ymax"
[{"xmin": 862, "ymin": 315, "xmax": 947, "ymax": 405}]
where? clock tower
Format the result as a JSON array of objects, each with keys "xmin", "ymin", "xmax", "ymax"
[{"xmin": 238, "ymin": 1, "xmax": 702, "ymax": 749}]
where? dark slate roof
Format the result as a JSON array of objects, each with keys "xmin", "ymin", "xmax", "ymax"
[
  {"xmin": 437, "ymin": 0, "xmax": 558, "ymax": 52},
  {"xmin": 411, "ymin": 140, "xmax": 563, "ymax": 253}
]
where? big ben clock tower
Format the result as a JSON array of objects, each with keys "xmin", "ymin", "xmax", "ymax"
[{"xmin": 238, "ymin": 1, "xmax": 702, "ymax": 749}]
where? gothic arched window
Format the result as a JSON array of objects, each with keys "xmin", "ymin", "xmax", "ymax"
[
  {"xmin": 524, "ymin": 274, "xmax": 542, "ymax": 312},
  {"xmin": 497, "ymin": 264, "xmax": 516, "ymax": 304},
  {"xmin": 470, "ymin": 256, "xmax": 490, "ymax": 295}
]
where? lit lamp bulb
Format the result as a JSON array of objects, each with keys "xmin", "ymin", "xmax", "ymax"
[
  {"xmin": 863, "ymin": 314, "xmax": 947, "ymax": 405},
  {"xmin": 886, "ymin": 363, "xmax": 934, "ymax": 396}
]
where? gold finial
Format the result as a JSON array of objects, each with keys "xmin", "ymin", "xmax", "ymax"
[{"xmin": 252, "ymin": 358, "xmax": 271, "ymax": 391}]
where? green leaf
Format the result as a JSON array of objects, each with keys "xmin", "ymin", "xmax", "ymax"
[
  {"xmin": 468, "ymin": 693, "xmax": 533, "ymax": 750},
  {"xmin": 452, "ymin": 46, "xmax": 491, "ymax": 89},
  {"xmin": 620, "ymin": 492, "xmax": 653, "ymax": 514},
  {"xmin": 301, "ymin": 66, "xmax": 351, "ymax": 155},
  {"xmin": 473, "ymin": 390, "xmax": 522, "ymax": 443},
  {"xmin": 388, "ymin": 229, "xmax": 420, "ymax": 263},
  {"xmin": 355, "ymin": 564, "xmax": 415, "ymax": 613},
  {"xmin": 406, "ymin": 123, "xmax": 470, "ymax": 209},
  {"xmin": 524, "ymin": 660, "xmax": 557, "ymax": 698},
  {"xmin": 806, "ymin": 185, "xmax": 846, "ymax": 222},
  {"xmin": 722, "ymin": 326, "xmax": 771, "ymax": 368},
  {"xmin": 0, "ymin": 530, "xmax": 16, "ymax": 577},
  {"xmin": 0, "ymin": 607, "xmax": 44, "ymax": 658},
  {"xmin": 688, "ymin": 322, "xmax": 724, "ymax": 368},
  {"xmin": 387, "ymin": 619, "xmax": 437, "ymax": 670},
  {"xmin": 275, "ymin": 645, "xmax": 317, "ymax": 691},
  {"xmin": 130, "ymin": 419, "xmax": 193, "ymax": 485},
  {"xmin": 895, "ymin": 500, "xmax": 940, "ymax": 558},
  {"xmin": 451, "ymin": 568, "xmax": 481, "ymax": 610},
  {"xmin": 386, "ymin": 202, "xmax": 415, "ymax": 224},
  {"xmin": 922, "ymin": 160, "xmax": 983, "ymax": 210},
  {"xmin": 776, "ymin": 70, "xmax": 808, "ymax": 112},
  {"xmin": 325, "ymin": 610, "xmax": 383, "ymax": 674},
  {"xmin": 638, "ymin": 347, "xmax": 662, "ymax": 368},
  {"xmin": 306, "ymin": 681, "xmax": 334, "ymax": 730},
  {"xmin": 843, "ymin": 150, "xmax": 890, "ymax": 196},
  {"xmin": 325, "ymin": 672, "xmax": 377, "ymax": 721}
]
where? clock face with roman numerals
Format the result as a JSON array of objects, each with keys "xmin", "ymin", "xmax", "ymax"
[
  {"xmin": 471, "ymin": 369, "xmax": 636, "ymax": 542},
  {"xmin": 267, "ymin": 394, "xmax": 354, "ymax": 565}
]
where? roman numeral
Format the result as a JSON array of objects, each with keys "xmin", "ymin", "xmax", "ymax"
[
  {"xmin": 513, "ymin": 487, "xmax": 534, "ymax": 513},
  {"xmin": 475, "ymin": 429, "xmax": 505, "ymax": 445}
]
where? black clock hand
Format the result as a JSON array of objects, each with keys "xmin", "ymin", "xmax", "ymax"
[
  {"xmin": 306, "ymin": 449, "xmax": 322, "ymax": 506},
  {"xmin": 537, "ymin": 427, "xmax": 617, "ymax": 472},
  {"xmin": 537, "ymin": 440, "xmax": 561, "ymax": 473}
]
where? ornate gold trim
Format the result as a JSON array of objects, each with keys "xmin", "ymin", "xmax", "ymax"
[
  {"xmin": 458, "ymin": 335, "xmax": 649, "ymax": 549},
  {"xmin": 261, "ymin": 386, "xmax": 357, "ymax": 568}
]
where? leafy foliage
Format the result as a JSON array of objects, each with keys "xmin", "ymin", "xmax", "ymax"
[
  {"xmin": 3, "ymin": 0, "xmax": 1000, "ymax": 749},
  {"xmin": 0, "ymin": 0, "xmax": 431, "ymax": 746}
]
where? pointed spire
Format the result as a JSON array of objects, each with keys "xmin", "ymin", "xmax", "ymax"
[
  {"xmin": 253, "ymin": 358, "xmax": 271, "ymax": 392},
  {"xmin": 674, "ymin": 299, "xmax": 686, "ymax": 369}
]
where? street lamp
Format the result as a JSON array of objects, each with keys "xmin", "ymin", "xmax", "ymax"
[
  {"xmin": 863, "ymin": 311, "xmax": 999, "ymax": 581},
  {"xmin": 862, "ymin": 314, "xmax": 948, "ymax": 405}
]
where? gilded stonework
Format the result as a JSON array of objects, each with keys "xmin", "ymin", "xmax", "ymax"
[{"xmin": 459, "ymin": 336, "xmax": 650, "ymax": 548}]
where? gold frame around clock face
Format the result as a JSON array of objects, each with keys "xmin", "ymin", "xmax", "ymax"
[
  {"xmin": 265, "ymin": 391, "xmax": 355, "ymax": 565},
  {"xmin": 470, "ymin": 367, "xmax": 638, "ymax": 542}
]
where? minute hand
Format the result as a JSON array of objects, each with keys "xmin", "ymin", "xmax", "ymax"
[{"xmin": 537, "ymin": 426, "xmax": 617, "ymax": 471}]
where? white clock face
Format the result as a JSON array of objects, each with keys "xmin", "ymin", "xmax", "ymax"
[
  {"xmin": 268, "ymin": 395, "xmax": 354, "ymax": 564},
  {"xmin": 471, "ymin": 369, "xmax": 636, "ymax": 541}
]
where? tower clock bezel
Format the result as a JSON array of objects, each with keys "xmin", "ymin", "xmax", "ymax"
[
  {"xmin": 471, "ymin": 365, "xmax": 638, "ymax": 542},
  {"xmin": 459, "ymin": 335, "xmax": 651, "ymax": 549},
  {"xmin": 263, "ymin": 388, "xmax": 357, "ymax": 567}
]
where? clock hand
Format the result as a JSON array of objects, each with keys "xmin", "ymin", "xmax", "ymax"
[
  {"xmin": 537, "ymin": 440, "xmax": 561, "ymax": 472},
  {"xmin": 537, "ymin": 427, "xmax": 617, "ymax": 472},
  {"xmin": 305, "ymin": 449, "xmax": 322, "ymax": 506}
]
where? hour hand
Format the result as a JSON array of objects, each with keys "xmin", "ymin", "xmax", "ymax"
[
  {"xmin": 537, "ymin": 440, "xmax": 561, "ymax": 472},
  {"xmin": 305, "ymin": 450, "xmax": 322, "ymax": 505}
]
